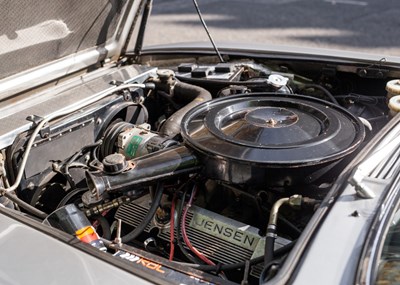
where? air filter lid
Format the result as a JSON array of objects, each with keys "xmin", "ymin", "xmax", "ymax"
[{"xmin": 181, "ymin": 94, "xmax": 365, "ymax": 167}]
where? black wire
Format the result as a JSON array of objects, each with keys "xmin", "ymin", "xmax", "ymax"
[
  {"xmin": 192, "ymin": 0, "xmax": 224, "ymax": 63},
  {"xmin": 335, "ymin": 93, "xmax": 383, "ymax": 105},
  {"xmin": 3, "ymin": 191, "xmax": 47, "ymax": 219},
  {"xmin": 301, "ymin": 84, "xmax": 339, "ymax": 105},
  {"xmin": 138, "ymin": 103, "xmax": 149, "ymax": 123},
  {"xmin": 57, "ymin": 188, "xmax": 88, "ymax": 208},
  {"xmin": 121, "ymin": 182, "xmax": 164, "ymax": 243},
  {"xmin": 92, "ymin": 215, "xmax": 112, "ymax": 240},
  {"xmin": 64, "ymin": 140, "xmax": 103, "ymax": 171},
  {"xmin": 63, "ymin": 140, "xmax": 103, "ymax": 189},
  {"xmin": 194, "ymin": 239, "xmax": 296, "ymax": 272},
  {"xmin": 92, "ymin": 145, "xmax": 101, "ymax": 163},
  {"xmin": 368, "ymin": 115, "xmax": 388, "ymax": 122},
  {"xmin": 88, "ymin": 145, "xmax": 104, "ymax": 171}
]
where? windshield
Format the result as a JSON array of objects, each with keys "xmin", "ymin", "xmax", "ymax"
[
  {"xmin": 142, "ymin": 0, "xmax": 398, "ymax": 56},
  {"xmin": 377, "ymin": 204, "xmax": 400, "ymax": 284}
]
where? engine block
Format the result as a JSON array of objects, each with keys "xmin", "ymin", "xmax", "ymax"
[{"xmin": 116, "ymin": 195, "xmax": 290, "ymax": 276}]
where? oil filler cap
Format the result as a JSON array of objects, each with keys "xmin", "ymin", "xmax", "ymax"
[{"xmin": 103, "ymin": 153, "xmax": 127, "ymax": 174}]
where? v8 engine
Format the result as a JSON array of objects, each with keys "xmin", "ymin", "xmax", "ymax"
[{"xmin": 0, "ymin": 58, "xmax": 391, "ymax": 285}]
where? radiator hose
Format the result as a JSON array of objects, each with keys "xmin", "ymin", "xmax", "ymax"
[{"xmin": 152, "ymin": 70, "xmax": 212, "ymax": 138}]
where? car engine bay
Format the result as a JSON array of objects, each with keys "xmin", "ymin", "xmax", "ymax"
[{"xmin": 0, "ymin": 53, "xmax": 397, "ymax": 284}]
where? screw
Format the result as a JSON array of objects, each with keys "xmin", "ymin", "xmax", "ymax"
[{"xmin": 27, "ymin": 182, "xmax": 35, "ymax": 190}]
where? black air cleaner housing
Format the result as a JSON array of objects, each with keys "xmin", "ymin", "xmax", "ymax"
[{"xmin": 181, "ymin": 94, "xmax": 365, "ymax": 187}]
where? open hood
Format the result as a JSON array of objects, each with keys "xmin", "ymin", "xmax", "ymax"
[
  {"xmin": 2, "ymin": 2, "xmax": 400, "ymax": 285},
  {"xmin": 0, "ymin": 0, "xmax": 145, "ymax": 99}
]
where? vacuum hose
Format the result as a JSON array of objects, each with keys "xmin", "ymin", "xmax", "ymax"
[{"xmin": 121, "ymin": 182, "xmax": 164, "ymax": 243}]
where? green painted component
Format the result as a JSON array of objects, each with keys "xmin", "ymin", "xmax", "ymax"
[{"xmin": 125, "ymin": 135, "xmax": 143, "ymax": 158}]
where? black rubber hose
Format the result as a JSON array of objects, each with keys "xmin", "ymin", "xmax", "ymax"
[
  {"xmin": 92, "ymin": 215, "xmax": 112, "ymax": 240},
  {"xmin": 194, "ymin": 239, "xmax": 296, "ymax": 272},
  {"xmin": 64, "ymin": 140, "xmax": 103, "ymax": 189},
  {"xmin": 264, "ymin": 227, "xmax": 276, "ymax": 266},
  {"xmin": 301, "ymin": 84, "xmax": 339, "ymax": 105},
  {"xmin": 277, "ymin": 215, "xmax": 302, "ymax": 237},
  {"xmin": 159, "ymin": 81, "xmax": 212, "ymax": 137},
  {"xmin": 259, "ymin": 259, "xmax": 283, "ymax": 284},
  {"xmin": 57, "ymin": 188, "xmax": 88, "ymax": 208},
  {"xmin": 121, "ymin": 183, "xmax": 163, "ymax": 243},
  {"xmin": 3, "ymin": 192, "xmax": 47, "ymax": 219}
]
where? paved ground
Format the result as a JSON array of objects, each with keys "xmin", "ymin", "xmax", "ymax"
[{"xmin": 143, "ymin": 0, "xmax": 400, "ymax": 56}]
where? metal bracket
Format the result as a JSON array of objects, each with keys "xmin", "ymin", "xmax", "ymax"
[
  {"xmin": 109, "ymin": 80, "xmax": 124, "ymax": 86},
  {"xmin": 357, "ymin": 67, "xmax": 388, "ymax": 79},
  {"xmin": 357, "ymin": 58, "xmax": 389, "ymax": 79},
  {"xmin": 26, "ymin": 115, "xmax": 50, "ymax": 138},
  {"xmin": 349, "ymin": 170, "xmax": 375, "ymax": 199},
  {"xmin": 0, "ymin": 153, "xmax": 5, "ymax": 177}
]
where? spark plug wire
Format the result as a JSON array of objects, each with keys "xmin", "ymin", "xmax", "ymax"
[
  {"xmin": 181, "ymin": 186, "xmax": 215, "ymax": 266},
  {"xmin": 169, "ymin": 193, "xmax": 177, "ymax": 261}
]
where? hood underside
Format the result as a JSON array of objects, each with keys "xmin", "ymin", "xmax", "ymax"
[{"xmin": 0, "ymin": 0, "xmax": 142, "ymax": 98}]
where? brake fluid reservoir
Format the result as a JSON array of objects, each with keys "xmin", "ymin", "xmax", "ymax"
[
  {"xmin": 389, "ymin": 95, "xmax": 400, "ymax": 117},
  {"xmin": 386, "ymin": 79, "xmax": 400, "ymax": 100}
]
